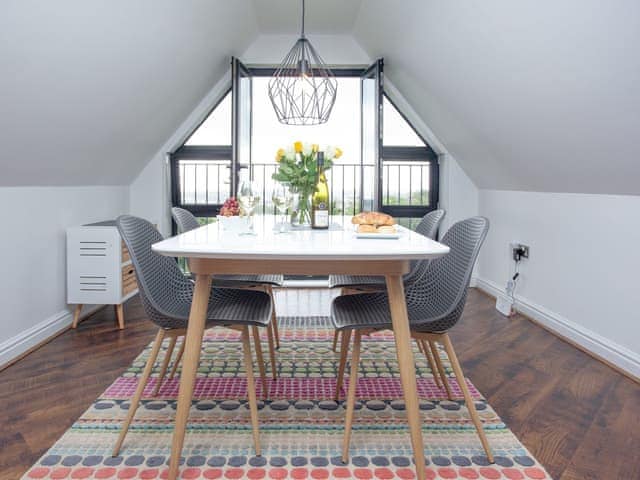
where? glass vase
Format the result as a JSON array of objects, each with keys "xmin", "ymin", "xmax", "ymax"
[{"xmin": 290, "ymin": 190, "xmax": 312, "ymax": 226}]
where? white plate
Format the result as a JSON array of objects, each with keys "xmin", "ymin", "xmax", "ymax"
[
  {"xmin": 354, "ymin": 231, "xmax": 402, "ymax": 239},
  {"xmin": 354, "ymin": 225, "xmax": 402, "ymax": 240}
]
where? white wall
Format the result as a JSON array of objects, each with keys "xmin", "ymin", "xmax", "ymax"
[
  {"xmin": 477, "ymin": 190, "xmax": 640, "ymax": 376},
  {"xmin": 0, "ymin": 186, "xmax": 129, "ymax": 366},
  {"xmin": 439, "ymin": 154, "xmax": 479, "ymax": 234},
  {"xmin": 129, "ymin": 74, "xmax": 231, "ymax": 236},
  {"xmin": 383, "ymin": 82, "xmax": 479, "ymax": 233}
]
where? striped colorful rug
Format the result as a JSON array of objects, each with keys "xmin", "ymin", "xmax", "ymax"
[{"xmin": 23, "ymin": 317, "xmax": 551, "ymax": 479}]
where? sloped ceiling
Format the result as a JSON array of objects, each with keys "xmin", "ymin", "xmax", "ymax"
[
  {"xmin": 354, "ymin": 0, "xmax": 640, "ymax": 194},
  {"xmin": 2, "ymin": 0, "xmax": 639, "ymax": 194},
  {"xmin": 252, "ymin": 0, "xmax": 363, "ymax": 34},
  {"xmin": 0, "ymin": 0, "xmax": 257, "ymax": 186}
]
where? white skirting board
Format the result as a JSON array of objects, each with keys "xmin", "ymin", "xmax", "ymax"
[
  {"xmin": 0, "ymin": 304, "xmax": 102, "ymax": 368},
  {"xmin": 474, "ymin": 277, "xmax": 640, "ymax": 379}
]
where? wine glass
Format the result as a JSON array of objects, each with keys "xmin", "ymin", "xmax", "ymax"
[
  {"xmin": 238, "ymin": 180, "xmax": 261, "ymax": 233},
  {"xmin": 272, "ymin": 184, "xmax": 293, "ymax": 233}
]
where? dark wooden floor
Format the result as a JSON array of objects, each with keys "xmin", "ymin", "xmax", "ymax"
[{"xmin": 0, "ymin": 289, "xmax": 638, "ymax": 479}]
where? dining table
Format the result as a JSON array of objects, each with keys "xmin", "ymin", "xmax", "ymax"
[{"xmin": 152, "ymin": 215, "xmax": 450, "ymax": 480}]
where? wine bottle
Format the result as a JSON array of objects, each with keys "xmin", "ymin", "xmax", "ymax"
[{"xmin": 312, "ymin": 152, "xmax": 330, "ymax": 229}]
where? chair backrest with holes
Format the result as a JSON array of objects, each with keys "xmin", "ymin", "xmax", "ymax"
[
  {"xmin": 407, "ymin": 216, "xmax": 489, "ymax": 332},
  {"xmin": 171, "ymin": 207, "xmax": 201, "ymax": 234},
  {"xmin": 116, "ymin": 215, "xmax": 193, "ymax": 329},
  {"xmin": 406, "ymin": 209, "xmax": 446, "ymax": 282}
]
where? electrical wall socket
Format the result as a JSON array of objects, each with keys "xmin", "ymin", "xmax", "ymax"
[{"xmin": 510, "ymin": 242, "xmax": 529, "ymax": 262}]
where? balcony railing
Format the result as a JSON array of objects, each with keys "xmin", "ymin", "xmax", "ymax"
[{"xmin": 176, "ymin": 161, "xmax": 431, "ymax": 218}]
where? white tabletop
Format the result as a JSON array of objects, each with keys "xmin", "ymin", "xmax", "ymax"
[{"xmin": 152, "ymin": 215, "xmax": 449, "ymax": 261}]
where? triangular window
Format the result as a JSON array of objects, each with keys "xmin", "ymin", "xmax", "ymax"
[
  {"xmin": 380, "ymin": 95, "xmax": 438, "ymax": 224},
  {"xmin": 185, "ymin": 91, "xmax": 232, "ymax": 146},
  {"xmin": 382, "ymin": 96, "xmax": 426, "ymax": 147}
]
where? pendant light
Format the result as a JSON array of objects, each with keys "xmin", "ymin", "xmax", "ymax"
[{"xmin": 268, "ymin": 0, "xmax": 338, "ymax": 125}]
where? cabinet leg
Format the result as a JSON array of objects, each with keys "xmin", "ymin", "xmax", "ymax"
[
  {"xmin": 72, "ymin": 304, "xmax": 83, "ymax": 329},
  {"xmin": 115, "ymin": 304, "xmax": 125, "ymax": 330}
]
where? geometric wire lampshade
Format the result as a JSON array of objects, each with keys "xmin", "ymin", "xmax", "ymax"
[{"xmin": 268, "ymin": 0, "xmax": 338, "ymax": 125}]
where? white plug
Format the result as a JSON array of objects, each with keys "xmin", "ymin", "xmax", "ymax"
[
  {"xmin": 505, "ymin": 279, "xmax": 515, "ymax": 297},
  {"xmin": 496, "ymin": 294, "xmax": 514, "ymax": 316}
]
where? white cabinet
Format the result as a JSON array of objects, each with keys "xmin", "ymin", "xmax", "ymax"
[{"xmin": 66, "ymin": 221, "xmax": 138, "ymax": 329}]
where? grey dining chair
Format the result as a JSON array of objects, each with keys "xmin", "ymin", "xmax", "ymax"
[
  {"xmin": 112, "ymin": 215, "xmax": 273, "ymax": 457},
  {"xmin": 330, "ymin": 216, "xmax": 493, "ymax": 464},
  {"xmin": 329, "ymin": 209, "xmax": 446, "ymax": 386},
  {"xmin": 172, "ymin": 207, "xmax": 285, "ymax": 357}
]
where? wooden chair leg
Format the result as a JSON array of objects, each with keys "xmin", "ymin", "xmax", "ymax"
[
  {"xmin": 168, "ymin": 338, "xmax": 185, "ymax": 379},
  {"xmin": 271, "ymin": 319, "xmax": 280, "ymax": 349},
  {"xmin": 342, "ymin": 330, "xmax": 362, "ymax": 463},
  {"xmin": 335, "ymin": 329, "xmax": 352, "ymax": 401},
  {"xmin": 72, "ymin": 304, "xmax": 83, "ymax": 329},
  {"xmin": 241, "ymin": 326, "xmax": 261, "ymax": 455},
  {"xmin": 441, "ymin": 334, "xmax": 494, "ymax": 463},
  {"xmin": 267, "ymin": 286, "xmax": 280, "ymax": 349},
  {"xmin": 266, "ymin": 323, "xmax": 278, "ymax": 380},
  {"xmin": 115, "ymin": 304, "xmax": 125, "ymax": 330},
  {"xmin": 113, "ymin": 329, "xmax": 165, "ymax": 456},
  {"xmin": 421, "ymin": 339, "xmax": 443, "ymax": 389},
  {"xmin": 252, "ymin": 326, "xmax": 269, "ymax": 399},
  {"xmin": 332, "ymin": 330, "xmax": 340, "ymax": 352},
  {"xmin": 152, "ymin": 335, "xmax": 177, "ymax": 396},
  {"xmin": 429, "ymin": 340, "xmax": 453, "ymax": 399}
]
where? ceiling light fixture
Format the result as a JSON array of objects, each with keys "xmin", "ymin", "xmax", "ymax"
[{"xmin": 268, "ymin": 0, "xmax": 338, "ymax": 125}]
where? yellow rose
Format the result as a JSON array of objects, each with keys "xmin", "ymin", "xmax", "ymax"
[
  {"xmin": 275, "ymin": 148, "xmax": 285, "ymax": 162},
  {"xmin": 312, "ymin": 144, "xmax": 319, "ymax": 153},
  {"xmin": 294, "ymin": 141, "xmax": 303, "ymax": 153},
  {"xmin": 335, "ymin": 147, "xmax": 343, "ymax": 159}
]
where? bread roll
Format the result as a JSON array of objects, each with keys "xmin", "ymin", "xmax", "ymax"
[
  {"xmin": 357, "ymin": 224, "xmax": 378, "ymax": 233},
  {"xmin": 376, "ymin": 225, "xmax": 397, "ymax": 234},
  {"xmin": 351, "ymin": 211, "xmax": 395, "ymax": 226}
]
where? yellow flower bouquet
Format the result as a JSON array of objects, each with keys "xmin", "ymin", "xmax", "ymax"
[{"xmin": 272, "ymin": 141, "xmax": 342, "ymax": 224}]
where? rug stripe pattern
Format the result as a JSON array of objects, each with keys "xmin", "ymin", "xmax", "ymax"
[{"xmin": 23, "ymin": 316, "xmax": 551, "ymax": 479}]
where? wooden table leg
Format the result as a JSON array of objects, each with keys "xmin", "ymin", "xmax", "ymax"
[
  {"xmin": 167, "ymin": 274, "xmax": 212, "ymax": 480},
  {"xmin": 386, "ymin": 274, "xmax": 426, "ymax": 480}
]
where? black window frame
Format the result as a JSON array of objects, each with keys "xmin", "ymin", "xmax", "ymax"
[
  {"xmin": 170, "ymin": 89, "xmax": 233, "ymax": 223},
  {"xmin": 380, "ymin": 94, "xmax": 439, "ymax": 219},
  {"xmin": 169, "ymin": 66, "xmax": 440, "ymax": 228}
]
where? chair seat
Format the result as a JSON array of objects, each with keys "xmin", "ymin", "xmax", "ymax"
[
  {"xmin": 212, "ymin": 274, "xmax": 284, "ymax": 288},
  {"xmin": 207, "ymin": 288, "xmax": 273, "ymax": 326},
  {"xmin": 328, "ymin": 274, "xmax": 385, "ymax": 290},
  {"xmin": 152, "ymin": 287, "xmax": 272, "ymax": 330},
  {"xmin": 331, "ymin": 291, "xmax": 454, "ymax": 333}
]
